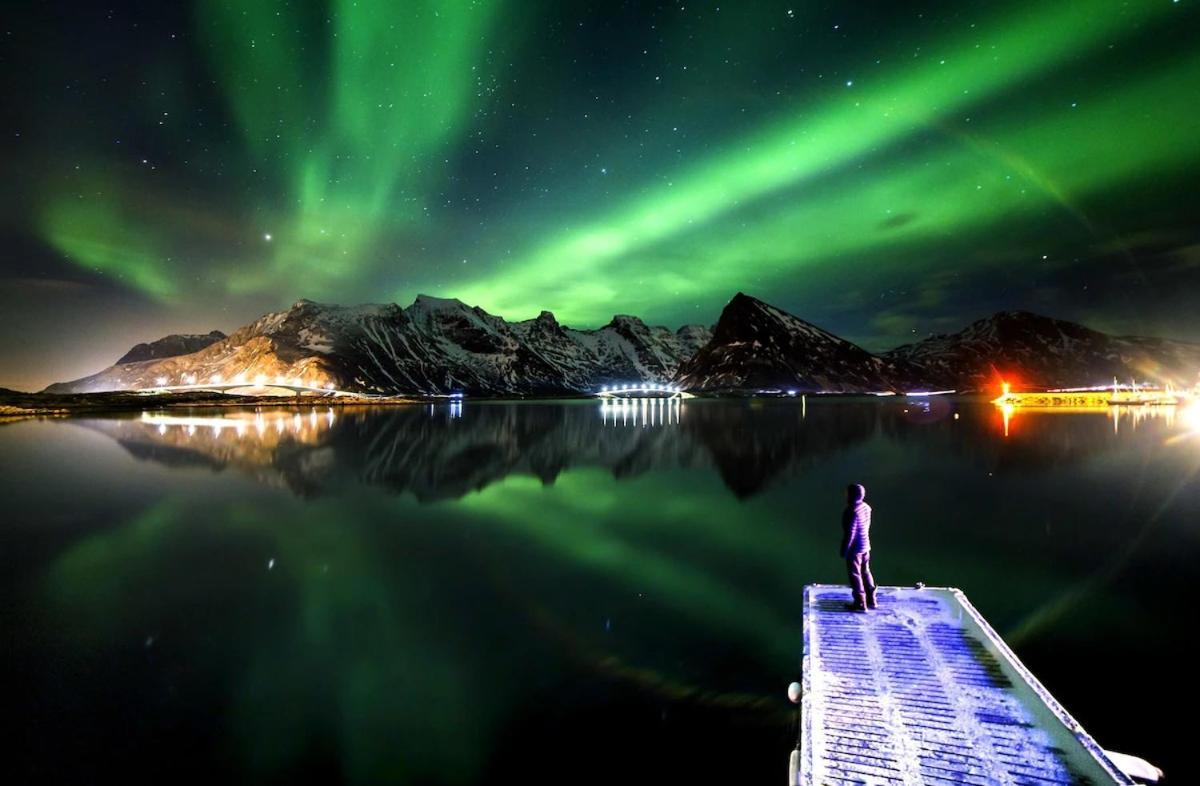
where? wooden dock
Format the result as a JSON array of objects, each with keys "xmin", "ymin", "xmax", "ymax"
[{"xmin": 794, "ymin": 585, "xmax": 1132, "ymax": 786}]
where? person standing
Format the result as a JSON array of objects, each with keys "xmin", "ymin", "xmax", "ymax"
[{"xmin": 840, "ymin": 483, "xmax": 876, "ymax": 611}]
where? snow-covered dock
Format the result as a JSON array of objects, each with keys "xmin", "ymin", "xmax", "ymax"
[{"xmin": 794, "ymin": 585, "xmax": 1131, "ymax": 786}]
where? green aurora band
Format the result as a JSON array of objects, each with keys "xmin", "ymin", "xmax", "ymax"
[{"xmin": 33, "ymin": 0, "xmax": 1200, "ymax": 332}]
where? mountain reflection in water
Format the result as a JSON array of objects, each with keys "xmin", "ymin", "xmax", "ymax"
[
  {"xmin": 3, "ymin": 398, "xmax": 1197, "ymax": 784},
  {"xmin": 81, "ymin": 399, "xmax": 913, "ymax": 500},
  {"xmin": 78, "ymin": 398, "xmax": 1198, "ymax": 501}
]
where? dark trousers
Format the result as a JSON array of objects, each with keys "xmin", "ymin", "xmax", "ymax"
[{"xmin": 846, "ymin": 551, "xmax": 876, "ymax": 606}]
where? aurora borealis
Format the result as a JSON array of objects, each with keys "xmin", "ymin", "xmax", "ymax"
[{"xmin": 3, "ymin": 0, "xmax": 1200, "ymax": 389}]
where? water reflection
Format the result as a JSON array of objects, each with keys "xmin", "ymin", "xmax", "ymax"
[
  {"xmin": 994, "ymin": 401, "xmax": 1200, "ymax": 443},
  {"xmin": 1108, "ymin": 403, "xmax": 1191, "ymax": 435},
  {"xmin": 600, "ymin": 396, "xmax": 681, "ymax": 427},
  {"xmin": 66, "ymin": 399, "xmax": 1199, "ymax": 504},
  {"xmin": 5, "ymin": 399, "xmax": 1199, "ymax": 784},
  {"xmin": 141, "ymin": 407, "xmax": 337, "ymax": 438},
  {"xmin": 78, "ymin": 400, "xmax": 886, "ymax": 500}
]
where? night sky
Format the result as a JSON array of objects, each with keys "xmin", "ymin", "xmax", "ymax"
[{"xmin": 2, "ymin": 1, "xmax": 1199, "ymax": 390}]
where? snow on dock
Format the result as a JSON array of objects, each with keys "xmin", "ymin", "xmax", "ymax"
[{"xmin": 796, "ymin": 585, "xmax": 1131, "ymax": 786}]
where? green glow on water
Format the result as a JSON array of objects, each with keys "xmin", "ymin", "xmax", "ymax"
[{"xmin": 12, "ymin": 401, "xmax": 1194, "ymax": 781}]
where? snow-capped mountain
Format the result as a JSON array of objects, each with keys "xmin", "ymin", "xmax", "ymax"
[
  {"xmin": 672, "ymin": 293, "xmax": 910, "ymax": 393},
  {"xmin": 44, "ymin": 296, "xmax": 713, "ymax": 395},
  {"xmin": 674, "ymin": 297, "xmax": 1200, "ymax": 393},
  {"xmin": 42, "ymin": 294, "xmax": 1200, "ymax": 396},
  {"xmin": 883, "ymin": 310, "xmax": 1200, "ymax": 390}
]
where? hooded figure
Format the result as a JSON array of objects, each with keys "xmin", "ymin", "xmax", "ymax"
[{"xmin": 840, "ymin": 483, "xmax": 877, "ymax": 610}]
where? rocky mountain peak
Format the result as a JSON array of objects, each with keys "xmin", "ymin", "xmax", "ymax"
[
  {"xmin": 883, "ymin": 309, "xmax": 1200, "ymax": 389},
  {"xmin": 43, "ymin": 293, "xmax": 1200, "ymax": 397},
  {"xmin": 709, "ymin": 292, "xmax": 840, "ymax": 345},
  {"xmin": 604, "ymin": 314, "xmax": 648, "ymax": 331},
  {"xmin": 675, "ymin": 294, "xmax": 898, "ymax": 392},
  {"xmin": 115, "ymin": 330, "xmax": 227, "ymax": 365},
  {"xmin": 288, "ymin": 298, "xmax": 323, "ymax": 312},
  {"xmin": 410, "ymin": 294, "xmax": 469, "ymax": 312}
]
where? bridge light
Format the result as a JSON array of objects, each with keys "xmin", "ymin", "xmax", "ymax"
[
  {"xmin": 155, "ymin": 376, "xmax": 167, "ymax": 387},
  {"xmin": 255, "ymin": 374, "xmax": 267, "ymax": 385}
]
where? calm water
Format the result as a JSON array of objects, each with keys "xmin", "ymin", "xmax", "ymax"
[{"xmin": 2, "ymin": 398, "xmax": 1197, "ymax": 784}]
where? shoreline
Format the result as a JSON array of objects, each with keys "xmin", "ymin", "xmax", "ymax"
[
  {"xmin": 0, "ymin": 390, "xmax": 428, "ymax": 422},
  {"xmin": 0, "ymin": 389, "xmax": 1000, "ymax": 423}
]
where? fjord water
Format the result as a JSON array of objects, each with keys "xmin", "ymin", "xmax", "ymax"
[{"xmin": 2, "ymin": 399, "xmax": 1196, "ymax": 784}]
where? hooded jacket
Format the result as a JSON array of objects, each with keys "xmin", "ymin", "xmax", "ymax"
[{"xmin": 840, "ymin": 484, "xmax": 872, "ymax": 557}]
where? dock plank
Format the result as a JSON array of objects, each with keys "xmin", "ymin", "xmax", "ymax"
[{"xmin": 798, "ymin": 585, "xmax": 1130, "ymax": 786}]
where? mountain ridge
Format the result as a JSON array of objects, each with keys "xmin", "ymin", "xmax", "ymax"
[
  {"xmin": 44, "ymin": 294, "xmax": 1200, "ymax": 395},
  {"xmin": 881, "ymin": 309, "xmax": 1200, "ymax": 390},
  {"xmin": 44, "ymin": 295, "xmax": 713, "ymax": 395}
]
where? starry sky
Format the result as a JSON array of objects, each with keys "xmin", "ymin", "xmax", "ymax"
[{"xmin": 2, "ymin": 0, "xmax": 1199, "ymax": 390}]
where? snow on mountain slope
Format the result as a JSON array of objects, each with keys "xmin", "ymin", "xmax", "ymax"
[
  {"xmin": 884, "ymin": 311, "xmax": 1200, "ymax": 390},
  {"xmin": 43, "ymin": 295, "xmax": 1199, "ymax": 396},
  {"xmin": 45, "ymin": 297, "xmax": 712, "ymax": 395},
  {"xmin": 673, "ymin": 293, "xmax": 906, "ymax": 392}
]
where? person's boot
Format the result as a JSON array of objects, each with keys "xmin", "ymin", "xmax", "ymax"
[
  {"xmin": 865, "ymin": 587, "xmax": 878, "ymax": 610},
  {"xmin": 847, "ymin": 592, "xmax": 866, "ymax": 612}
]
